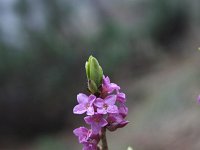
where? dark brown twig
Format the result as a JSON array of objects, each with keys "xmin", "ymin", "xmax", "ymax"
[{"xmin": 101, "ymin": 127, "xmax": 108, "ymax": 150}]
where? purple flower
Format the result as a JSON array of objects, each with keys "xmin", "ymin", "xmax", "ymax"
[
  {"xmin": 73, "ymin": 94, "xmax": 96, "ymax": 115},
  {"xmin": 102, "ymin": 76, "xmax": 120, "ymax": 94},
  {"xmin": 82, "ymin": 140, "xmax": 98, "ymax": 150},
  {"xmin": 118, "ymin": 104, "xmax": 128, "ymax": 118},
  {"xmin": 106, "ymin": 104, "xmax": 129, "ymax": 131},
  {"xmin": 73, "ymin": 127, "xmax": 92, "ymax": 143},
  {"xmin": 106, "ymin": 114, "xmax": 129, "ymax": 131},
  {"xmin": 84, "ymin": 114, "xmax": 108, "ymax": 134},
  {"xmin": 116, "ymin": 92, "xmax": 126, "ymax": 103},
  {"xmin": 94, "ymin": 95, "xmax": 118, "ymax": 114},
  {"xmin": 73, "ymin": 127, "xmax": 99, "ymax": 150}
]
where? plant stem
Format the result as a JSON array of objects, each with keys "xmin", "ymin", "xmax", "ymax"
[{"xmin": 101, "ymin": 127, "xmax": 108, "ymax": 150}]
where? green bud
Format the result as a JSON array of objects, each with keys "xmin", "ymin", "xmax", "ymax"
[
  {"xmin": 88, "ymin": 80, "xmax": 98, "ymax": 94},
  {"xmin": 85, "ymin": 61, "xmax": 90, "ymax": 79},
  {"xmin": 85, "ymin": 56, "xmax": 103, "ymax": 93}
]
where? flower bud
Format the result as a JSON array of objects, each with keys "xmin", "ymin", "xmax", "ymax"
[
  {"xmin": 88, "ymin": 80, "xmax": 98, "ymax": 94},
  {"xmin": 85, "ymin": 56, "xmax": 103, "ymax": 93}
]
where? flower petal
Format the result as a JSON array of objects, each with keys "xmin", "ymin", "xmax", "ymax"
[
  {"xmin": 83, "ymin": 143, "xmax": 97, "ymax": 150},
  {"xmin": 119, "ymin": 104, "xmax": 128, "ymax": 118},
  {"xmin": 117, "ymin": 92, "xmax": 126, "ymax": 103},
  {"xmin": 88, "ymin": 95, "xmax": 96, "ymax": 104},
  {"xmin": 94, "ymin": 98, "xmax": 104, "ymax": 107},
  {"xmin": 103, "ymin": 76, "xmax": 110, "ymax": 85},
  {"xmin": 73, "ymin": 104, "xmax": 87, "ymax": 114},
  {"xmin": 86, "ymin": 106, "xmax": 94, "ymax": 116},
  {"xmin": 110, "ymin": 83, "xmax": 120, "ymax": 90},
  {"xmin": 105, "ymin": 95, "xmax": 116, "ymax": 105},
  {"xmin": 77, "ymin": 93, "xmax": 88, "ymax": 104},
  {"xmin": 107, "ymin": 105, "xmax": 118, "ymax": 114},
  {"xmin": 91, "ymin": 123, "xmax": 101, "ymax": 134},
  {"xmin": 118, "ymin": 120, "xmax": 129, "ymax": 128},
  {"xmin": 84, "ymin": 116, "xmax": 93, "ymax": 124},
  {"xmin": 73, "ymin": 127, "xmax": 89, "ymax": 143},
  {"xmin": 99, "ymin": 118, "xmax": 108, "ymax": 127},
  {"xmin": 73, "ymin": 127, "xmax": 88, "ymax": 137},
  {"xmin": 97, "ymin": 108, "xmax": 107, "ymax": 114}
]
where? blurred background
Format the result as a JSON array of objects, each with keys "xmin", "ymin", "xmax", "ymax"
[{"xmin": 0, "ymin": 0, "xmax": 200, "ymax": 150}]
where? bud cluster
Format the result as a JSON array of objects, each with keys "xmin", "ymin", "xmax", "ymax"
[{"xmin": 73, "ymin": 56, "xmax": 129, "ymax": 150}]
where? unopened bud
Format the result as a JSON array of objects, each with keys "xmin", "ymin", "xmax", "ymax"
[
  {"xmin": 85, "ymin": 56, "xmax": 103, "ymax": 93},
  {"xmin": 88, "ymin": 80, "xmax": 98, "ymax": 94}
]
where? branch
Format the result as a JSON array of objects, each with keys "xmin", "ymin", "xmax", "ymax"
[{"xmin": 101, "ymin": 127, "xmax": 108, "ymax": 150}]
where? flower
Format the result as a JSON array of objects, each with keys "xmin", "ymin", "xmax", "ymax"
[
  {"xmin": 84, "ymin": 114, "xmax": 108, "ymax": 134},
  {"xmin": 94, "ymin": 95, "xmax": 118, "ymax": 114},
  {"xmin": 73, "ymin": 127, "xmax": 99, "ymax": 150},
  {"xmin": 102, "ymin": 76, "xmax": 120, "ymax": 94},
  {"xmin": 82, "ymin": 140, "xmax": 98, "ymax": 150},
  {"xmin": 73, "ymin": 127, "xmax": 92, "ymax": 143},
  {"xmin": 116, "ymin": 92, "xmax": 126, "ymax": 103},
  {"xmin": 106, "ymin": 113, "xmax": 129, "ymax": 131},
  {"xmin": 118, "ymin": 104, "xmax": 128, "ymax": 118},
  {"xmin": 73, "ymin": 94, "xmax": 96, "ymax": 115},
  {"xmin": 106, "ymin": 104, "xmax": 128, "ymax": 131}
]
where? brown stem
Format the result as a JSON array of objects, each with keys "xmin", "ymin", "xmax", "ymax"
[{"xmin": 101, "ymin": 127, "xmax": 108, "ymax": 150}]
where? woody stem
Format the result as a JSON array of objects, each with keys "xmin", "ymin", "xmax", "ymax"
[{"xmin": 101, "ymin": 127, "xmax": 108, "ymax": 150}]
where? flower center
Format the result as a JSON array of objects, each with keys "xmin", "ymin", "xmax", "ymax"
[
  {"xmin": 94, "ymin": 117, "xmax": 100, "ymax": 123},
  {"xmin": 88, "ymin": 138, "xmax": 96, "ymax": 144},
  {"xmin": 85, "ymin": 103, "xmax": 90, "ymax": 108},
  {"xmin": 103, "ymin": 104, "xmax": 108, "ymax": 109}
]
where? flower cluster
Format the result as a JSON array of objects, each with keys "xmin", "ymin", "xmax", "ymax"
[{"xmin": 73, "ymin": 75, "xmax": 129, "ymax": 150}]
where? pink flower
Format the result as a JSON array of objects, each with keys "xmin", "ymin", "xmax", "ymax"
[
  {"xmin": 73, "ymin": 127, "xmax": 92, "ymax": 143},
  {"xmin": 102, "ymin": 76, "xmax": 120, "ymax": 94},
  {"xmin": 106, "ymin": 104, "xmax": 129, "ymax": 131},
  {"xmin": 94, "ymin": 95, "xmax": 118, "ymax": 114},
  {"xmin": 73, "ymin": 127, "xmax": 99, "ymax": 150},
  {"xmin": 106, "ymin": 114, "xmax": 129, "ymax": 131},
  {"xmin": 84, "ymin": 114, "xmax": 108, "ymax": 134},
  {"xmin": 82, "ymin": 140, "xmax": 98, "ymax": 150},
  {"xmin": 116, "ymin": 92, "xmax": 126, "ymax": 103},
  {"xmin": 73, "ymin": 94, "xmax": 96, "ymax": 115},
  {"xmin": 118, "ymin": 104, "xmax": 128, "ymax": 118}
]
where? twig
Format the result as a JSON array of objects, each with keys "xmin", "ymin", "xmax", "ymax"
[{"xmin": 101, "ymin": 127, "xmax": 108, "ymax": 150}]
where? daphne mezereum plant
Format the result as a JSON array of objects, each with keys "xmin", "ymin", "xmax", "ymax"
[{"xmin": 73, "ymin": 56, "xmax": 129, "ymax": 150}]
